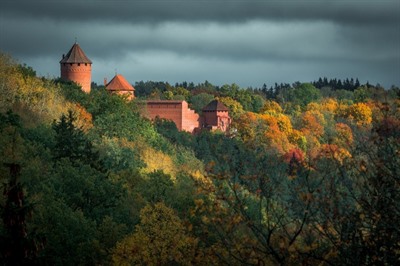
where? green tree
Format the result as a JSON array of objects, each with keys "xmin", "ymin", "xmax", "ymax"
[
  {"xmin": 189, "ymin": 93, "xmax": 215, "ymax": 114},
  {"xmin": 52, "ymin": 111, "xmax": 100, "ymax": 169},
  {"xmin": 287, "ymin": 83, "xmax": 321, "ymax": 108}
]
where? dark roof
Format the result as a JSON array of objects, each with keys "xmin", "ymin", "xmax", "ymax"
[
  {"xmin": 147, "ymin": 100, "xmax": 184, "ymax": 104},
  {"xmin": 60, "ymin": 43, "xmax": 92, "ymax": 64},
  {"xmin": 202, "ymin": 100, "xmax": 229, "ymax": 111},
  {"xmin": 106, "ymin": 74, "xmax": 135, "ymax": 91}
]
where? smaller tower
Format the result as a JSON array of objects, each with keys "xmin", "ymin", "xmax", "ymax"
[
  {"xmin": 201, "ymin": 100, "xmax": 231, "ymax": 133},
  {"xmin": 60, "ymin": 42, "xmax": 92, "ymax": 93},
  {"xmin": 105, "ymin": 74, "xmax": 135, "ymax": 100}
]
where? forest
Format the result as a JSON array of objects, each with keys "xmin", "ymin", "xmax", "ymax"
[{"xmin": 0, "ymin": 52, "xmax": 399, "ymax": 265}]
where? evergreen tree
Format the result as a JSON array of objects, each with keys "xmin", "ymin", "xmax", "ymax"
[{"xmin": 52, "ymin": 110, "xmax": 100, "ymax": 169}]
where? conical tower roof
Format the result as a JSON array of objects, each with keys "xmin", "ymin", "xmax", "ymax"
[
  {"xmin": 106, "ymin": 74, "xmax": 135, "ymax": 92},
  {"xmin": 60, "ymin": 42, "xmax": 92, "ymax": 64},
  {"xmin": 202, "ymin": 100, "xmax": 229, "ymax": 111}
]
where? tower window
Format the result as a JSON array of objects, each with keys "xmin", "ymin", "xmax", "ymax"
[{"xmin": 78, "ymin": 63, "xmax": 80, "ymax": 66}]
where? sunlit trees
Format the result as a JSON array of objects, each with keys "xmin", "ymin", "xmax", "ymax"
[
  {"xmin": 260, "ymin": 100, "xmax": 283, "ymax": 115},
  {"xmin": 112, "ymin": 202, "xmax": 199, "ymax": 265},
  {"xmin": 301, "ymin": 110, "xmax": 325, "ymax": 138},
  {"xmin": 216, "ymin": 96, "xmax": 244, "ymax": 119},
  {"xmin": 1, "ymin": 52, "xmax": 399, "ymax": 265},
  {"xmin": 0, "ymin": 53, "xmax": 67, "ymax": 124},
  {"xmin": 345, "ymin": 102, "xmax": 373, "ymax": 126}
]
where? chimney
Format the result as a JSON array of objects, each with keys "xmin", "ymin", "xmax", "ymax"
[
  {"xmin": 62, "ymin": 54, "xmax": 65, "ymax": 59},
  {"xmin": 104, "ymin": 78, "xmax": 107, "ymax": 86}
]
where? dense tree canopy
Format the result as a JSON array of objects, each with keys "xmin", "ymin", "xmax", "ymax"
[{"xmin": 1, "ymin": 52, "xmax": 399, "ymax": 265}]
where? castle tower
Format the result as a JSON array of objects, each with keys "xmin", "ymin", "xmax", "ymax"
[
  {"xmin": 60, "ymin": 42, "xmax": 92, "ymax": 93},
  {"xmin": 105, "ymin": 74, "xmax": 135, "ymax": 101},
  {"xmin": 201, "ymin": 100, "xmax": 231, "ymax": 132}
]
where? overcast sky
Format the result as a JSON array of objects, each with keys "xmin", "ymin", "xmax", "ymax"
[{"xmin": 1, "ymin": 0, "xmax": 399, "ymax": 88}]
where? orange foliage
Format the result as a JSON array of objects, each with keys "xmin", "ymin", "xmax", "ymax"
[
  {"xmin": 316, "ymin": 144, "xmax": 351, "ymax": 164},
  {"xmin": 69, "ymin": 103, "xmax": 93, "ymax": 132},
  {"xmin": 237, "ymin": 112, "xmax": 295, "ymax": 154},
  {"xmin": 321, "ymin": 98, "xmax": 339, "ymax": 113},
  {"xmin": 301, "ymin": 110, "xmax": 325, "ymax": 137},
  {"xmin": 276, "ymin": 114, "xmax": 293, "ymax": 133},
  {"xmin": 260, "ymin": 114, "xmax": 294, "ymax": 154},
  {"xmin": 334, "ymin": 123, "xmax": 353, "ymax": 147}
]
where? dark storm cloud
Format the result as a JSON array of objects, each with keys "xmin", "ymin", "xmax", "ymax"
[
  {"xmin": 0, "ymin": 0, "xmax": 399, "ymax": 87},
  {"xmin": 2, "ymin": 0, "xmax": 399, "ymax": 25}
]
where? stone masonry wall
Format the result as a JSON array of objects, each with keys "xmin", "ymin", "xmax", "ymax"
[
  {"xmin": 181, "ymin": 101, "xmax": 200, "ymax": 133},
  {"xmin": 144, "ymin": 101, "xmax": 199, "ymax": 133},
  {"xmin": 61, "ymin": 63, "xmax": 92, "ymax": 93},
  {"xmin": 202, "ymin": 110, "xmax": 230, "ymax": 132}
]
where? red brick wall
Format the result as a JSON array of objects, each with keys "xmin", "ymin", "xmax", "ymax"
[
  {"xmin": 202, "ymin": 111, "xmax": 218, "ymax": 126},
  {"xmin": 144, "ymin": 101, "xmax": 199, "ymax": 133},
  {"xmin": 217, "ymin": 111, "xmax": 231, "ymax": 132},
  {"xmin": 202, "ymin": 110, "xmax": 231, "ymax": 132},
  {"xmin": 181, "ymin": 101, "xmax": 200, "ymax": 133},
  {"xmin": 61, "ymin": 63, "xmax": 92, "ymax": 93}
]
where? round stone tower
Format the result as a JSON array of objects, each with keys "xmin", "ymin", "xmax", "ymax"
[{"xmin": 60, "ymin": 42, "xmax": 92, "ymax": 93}]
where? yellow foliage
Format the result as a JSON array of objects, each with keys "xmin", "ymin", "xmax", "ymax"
[
  {"xmin": 112, "ymin": 202, "xmax": 199, "ymax": 265},
  {"xmin": 0, "ymin": 53, "xmax": 70, "ymax": 125},
  {"xmin": 321, "ymin": 98, "xmax": 339, "ymax": 113},
  {"xmin": 140, "ymin": 146, "xmax": 176, "ymax": 180},
  {"xmin": 216, "ymin": 96, "xmax": 244, "ymax": 118},
  {"xmin": 344, "ymin": 103, "xmax": 373, "ymax": 126},
  {"xmin": 275, "ymin": 114, "xmax": 293, "ymax": 133},
  {"xmin": 288, "ymin": 129, "xmax": 307, "ymax": 151},
  {"xmin": 260, "ymin": 100, "xmax": 283, "ymax": 114},
  {"xmin": 234, "ymin": 112, "xmax": 260, "ymax": 142},
  {"xmin": 190, "ymin": 170, "xmax": 213, "ymax": 191},
  {"xmin": 306, "ymin": 102, "xmax": 321, "ymax": 112}
]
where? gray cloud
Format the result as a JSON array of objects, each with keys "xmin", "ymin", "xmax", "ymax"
[
  {"xmin": 2, "ymin": 0, "xmax": 399, "ymax": 25},
  {"xmin": 0, "ymin": 0, "xmax": 399, "ymax": 88}
]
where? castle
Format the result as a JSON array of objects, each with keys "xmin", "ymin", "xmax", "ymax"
[
  {"xmin": 60, "ymin": 42, "xmax": 92, "ymax": 93},
  {"xmin": 60, "ymin": 42, "xmax": 231, "ymax": 133}
]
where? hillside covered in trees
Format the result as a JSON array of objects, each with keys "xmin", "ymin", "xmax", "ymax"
[{"xmin": 0, "ymin": 53, "xmax": 399, "ymax": 265}]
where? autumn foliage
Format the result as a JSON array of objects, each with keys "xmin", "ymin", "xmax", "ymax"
[{"xmin": 1, "ymin": 53, "xmax": 399, "ymax": 265}]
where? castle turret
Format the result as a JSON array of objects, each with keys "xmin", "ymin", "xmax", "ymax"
[
  {"xmin": 105, "ymin": 74, "xmax": 135, "ymax": 100},
  {"xmin": 201, "ymin": 100, "xmax": 231, "ymax": 132},
  {"xmin": 60, "ymin": 42, "xmax": 92, "ymax": 93}
]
